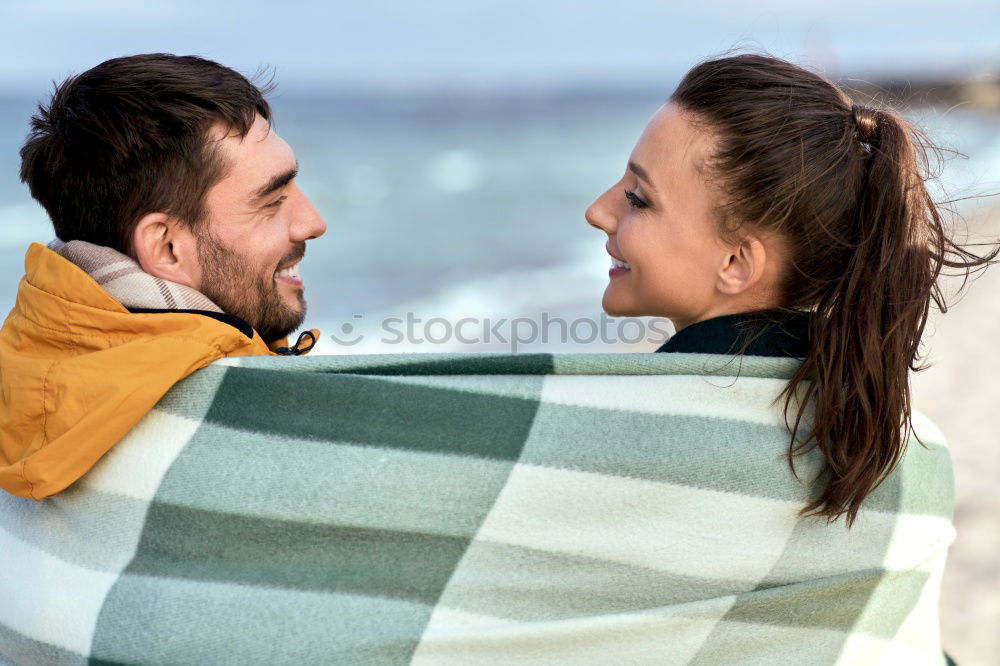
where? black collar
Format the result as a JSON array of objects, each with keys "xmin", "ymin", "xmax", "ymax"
[
  {"xmin": 656, "ymin": 310, "xmax": 810, "ymax": 358},
  {"xmin": 126, "ymin": 307, "xmax": 255, "ymax": 339}
]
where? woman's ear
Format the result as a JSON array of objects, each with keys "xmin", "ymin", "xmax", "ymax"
[
  {"xmin": 131, "ymin": 213, "xmax": 201, "ymax": 289},
  {"xmin": 716, "ymin": 235, "xmax": 767, "ymax": 296}
]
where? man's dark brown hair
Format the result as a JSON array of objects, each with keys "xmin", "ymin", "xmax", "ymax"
[{"xmin": 19, "ymin": 53, "xmax": 272, "ymax": 253}]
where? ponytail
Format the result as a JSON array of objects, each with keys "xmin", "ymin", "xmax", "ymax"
[
  {"xmin": 672, "ymin": 54, "xmax": 996, "ymax": 526},
  {"xmin": 790, "ymin": 106, "xmax": 937, "ymax": 525}
]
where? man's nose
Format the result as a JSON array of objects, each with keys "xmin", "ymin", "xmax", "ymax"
[{"xmin": 290, "ymin": 187, "xmax": 327, "ymax": 242}]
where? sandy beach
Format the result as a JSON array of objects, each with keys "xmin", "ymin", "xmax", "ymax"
[{"xmin": 912, "ymin": 202, "xmax": 1000, "ymax": 665}]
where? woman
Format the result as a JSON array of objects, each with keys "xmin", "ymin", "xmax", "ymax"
[{"xmin": 586, "ymin": 54, "xmax": 989, "ymax": 663}]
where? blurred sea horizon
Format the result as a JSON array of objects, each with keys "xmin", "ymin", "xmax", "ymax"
[{"xmin": 2, "ymin": 87, "xmax": 999, "ymax": 354}]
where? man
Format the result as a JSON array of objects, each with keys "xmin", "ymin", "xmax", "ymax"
[{"xmin": 0, "ymin": 54, "xmax": 326, "ymax": 500}]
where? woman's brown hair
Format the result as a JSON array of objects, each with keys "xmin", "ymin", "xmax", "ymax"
[{"xmin": 671, "ymin": 54, "xmax": 995, "ymax": 526}]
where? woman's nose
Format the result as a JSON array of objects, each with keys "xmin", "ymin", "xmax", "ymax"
[{"xmin": 585, "ymin": 187, "xmax": 618, "ymax": 234}]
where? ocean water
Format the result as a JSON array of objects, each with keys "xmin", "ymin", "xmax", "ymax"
[{"xmin": 1, "ymin": 92, "xmax": 998, "ymax": 353}]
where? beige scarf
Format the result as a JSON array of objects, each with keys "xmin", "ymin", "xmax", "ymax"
[{"xmin": 48, "ymin": 238, "xmax": 223, "ymax": 313}]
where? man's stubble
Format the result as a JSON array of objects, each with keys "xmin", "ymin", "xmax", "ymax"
[{"xmin": 195, "ymin": 228, "xmax": 306, "ymax": 344}]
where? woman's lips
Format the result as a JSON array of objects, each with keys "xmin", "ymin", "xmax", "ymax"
[
  {"xmin": 609, "ymin": 266, "xmax": 630, "ymax": 278},
  {"xmin": 609, "ymin": 256, "xmax": 631, "ymax": 279}
]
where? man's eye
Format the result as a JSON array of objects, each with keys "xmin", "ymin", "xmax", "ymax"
[
  {"xmin": 264, "ymin": 195, "xmax": 287, "ymax": 209},
  {"xmin": 623, "ymin": 189, "xmax": 648, "ymax": 209}
]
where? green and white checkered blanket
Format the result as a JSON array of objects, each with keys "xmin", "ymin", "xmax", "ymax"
[{"xmin": 0, "ymin": 353, "xmax": 953, "ymax": 665}]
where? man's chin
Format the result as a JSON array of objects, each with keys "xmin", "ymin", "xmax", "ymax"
[
  {"xmin": 259, "ymin": 325, "xmax": 302, "ymax": 345},
  {"xmin": 236, "ymin": 301, "xmax": 303, "ymax": 344}
]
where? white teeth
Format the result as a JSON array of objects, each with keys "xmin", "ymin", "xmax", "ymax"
[
  {"xmin": 612, "ymin": 258, "xmax": 631, "ymax": 270},
  {"xmin": 274, "ymin": 262, "xmax": 301, "ymax": 279}
]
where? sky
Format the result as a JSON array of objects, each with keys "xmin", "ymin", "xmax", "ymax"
[{"xmin": 0, "ymin": 0, "xmax": 997, "ymax": 95}]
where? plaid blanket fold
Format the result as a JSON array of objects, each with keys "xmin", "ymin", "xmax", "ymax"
[{"xmin": 0, "ymin": 353, "xmax": 953, "ymax": 665}]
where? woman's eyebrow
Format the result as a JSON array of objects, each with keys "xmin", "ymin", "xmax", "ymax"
[{"xmin": 627, "ymin": 160, "xmax": 658, "ymax": 192}]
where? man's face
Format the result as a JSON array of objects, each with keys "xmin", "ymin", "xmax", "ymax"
[{"xmin": 193, "ymin": 116, "xmax": 326, "ymax": 343}]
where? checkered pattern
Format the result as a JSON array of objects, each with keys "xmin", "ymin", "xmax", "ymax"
[{"xmin": 0, "ymin": 353, "xmax": 953, "ymax": 665}]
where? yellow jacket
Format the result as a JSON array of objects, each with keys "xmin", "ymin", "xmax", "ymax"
[{"xmin": 0, "ymin": 243, "xmax": 314, "ymax": 500}]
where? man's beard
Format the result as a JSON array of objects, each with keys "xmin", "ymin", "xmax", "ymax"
[{"xmin": 195, "ymin": 228, "xmax": 307, "ymax": 344}]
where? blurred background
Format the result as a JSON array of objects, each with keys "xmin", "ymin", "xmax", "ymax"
[{"xmin": 1, "ymin": 1, "xmax": 997, "ymax": 662}]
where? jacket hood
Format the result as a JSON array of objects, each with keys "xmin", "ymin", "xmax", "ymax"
[{"xmin": 0, "ymin": 243, "xmax": 308, "ymax": 500}]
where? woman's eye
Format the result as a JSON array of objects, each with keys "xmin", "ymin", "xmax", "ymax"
[{"xmin": 623, "ymin": 189, "xmax": 648, "ymax": 209}]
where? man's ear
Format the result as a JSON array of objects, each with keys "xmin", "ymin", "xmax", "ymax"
[
  {"xmin": 131, "ymin": 213, "xmax": 200, "ymax": 289},
  {"xmin": 716, "ymin": 235, "xmax": 767, "ymax": 296}
]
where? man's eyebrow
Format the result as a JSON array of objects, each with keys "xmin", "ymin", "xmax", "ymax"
[
  {"xmin": 253, "ymin": 163, "xmax": 299, "ymax": 201},
  {"xmin": 627, "ymin": 160, "xmax": 657, "ymax": 191}
]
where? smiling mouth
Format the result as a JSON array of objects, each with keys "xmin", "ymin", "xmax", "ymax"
[
  {"xmin": 608, "ymin": 256, "xmax": 631, "ymax": 279},
  {"xmin": 274, "ymin": 261, "xmax": 300, "ymax": 278},
  {"xmin": 274, "ymin": 260, "xmax": 302, "ymax": 286},
  {"xmin": 611, "ymin": 258, "xmax": 631, "ymax": 271}
]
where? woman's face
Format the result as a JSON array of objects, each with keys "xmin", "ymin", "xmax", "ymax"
[{"xmin": 586, "ymin": 103, "xmax": 733, "ymax": 330}]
